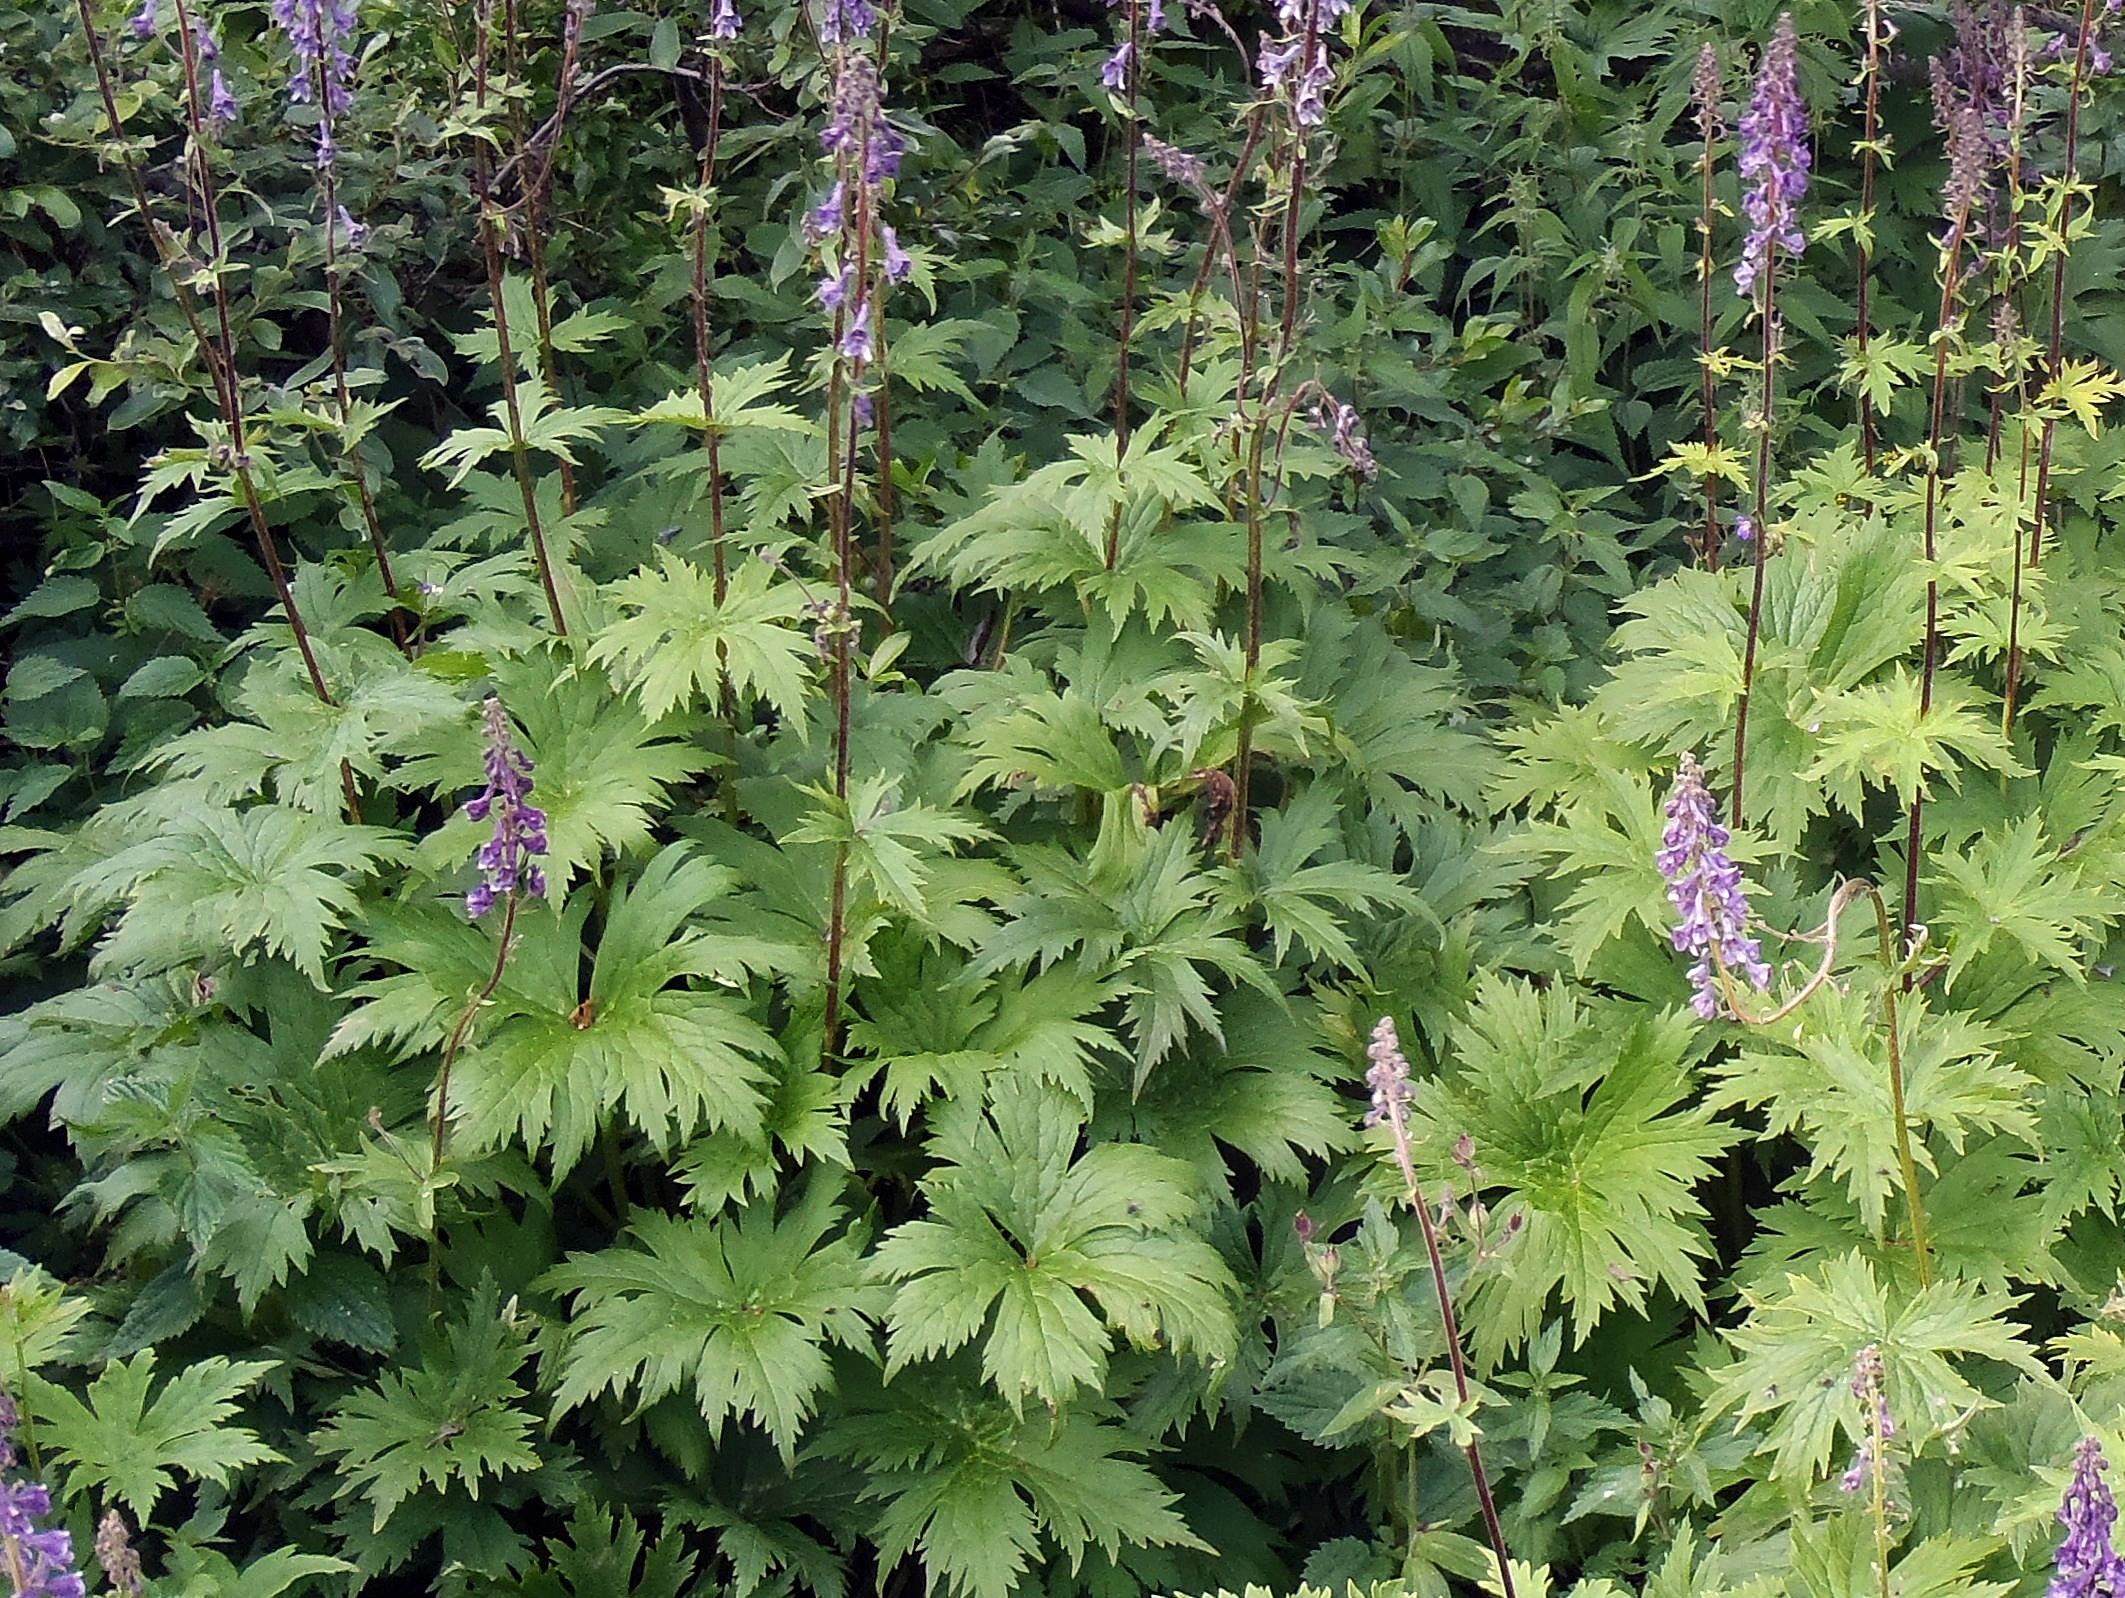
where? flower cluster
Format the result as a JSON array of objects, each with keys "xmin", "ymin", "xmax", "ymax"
[
  {"xmin": 1308, "ymin": 395, "xmax": 1379, "ymax": 479},
  {"xmin": 2053, "ymin": 1437, "xmax": 2125, "ymax": 1598},
  {"xmin": 463, "ymin": 697, "xmax": 548, "ymax": 919},
  {"xmin": 1838, "ymin": 1344, "xmax": 1896, "ymax": 1492},
  {"xmin": 1692, "ymin": 42, "xmax": 1723, "ymax": 141},
  {"xmin": 812, "ymin": 49, "xmax": 912, "ymax": 391},
  {"xmin": 1931, "ymin": 55, "xmax": 1994, "ymax": 249},
  {"xmin": 1658, "ymin": 753, "xmax": 1770, "ymax": 1018},
  {"xmin": 1259, "ymin": 0, "xmax": 1354, "ymax": 127},
  {"xmin": 268, "ymin": 0, "xmax": 361, "ymax": 167},
  {"xmin": 818, "ymin": 0, "xmax": 877, "ymax": 46},
  {"xmin": 1734, "ymin": 13, "xmax": 1809, "ymax": 299},
  {"xmin": 94, "ymin": 1512, "xmax": 142, "ymax": 1597},
  {"xmin": 0, "ymin": 1391, "xmax": 85, "ymax": 1598},
  {"xmin": 193, "ymin": 17, "xmax": 240, "ymax": 133},
  {"xmin": 1363, "ymin": 1016, "xmax": 1413, "ymax": 1130}
]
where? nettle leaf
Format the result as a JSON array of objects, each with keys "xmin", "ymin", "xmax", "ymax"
[
  {"xmin": 450, "ymin": 844, "xmax": 778, "ymax": 1175},
  {"xmin": 1709, "ymin": 985, "xmax": 2034, "ymax": 1234},
  {"xmin": 542, "ymin": 1181, "xmax": 881, "ymax": 1462},
  {"xmin": 1706, "ymin": 1251, "xmax": 2039, "ymax": 1485},
  {"xmin": 314, "ymin": 1280, "xmax": 542, "ymax": 1531},
  {"xmin": 592, "ymin": 551, "xmax": 818, "ymax": 727},
  {"xmin": 827, "ymin": 1388, "xmax": 1206, "ymax": 1598},
  {"xmin": 1927, "ymin": 816, "xmax": 2121, "ymax": 986},
  {"xmin": 873, "ymin": 1078, "xmax": 1238, "ymax": 1408},
  {"xmin": 1411, "ymin": 978, "xmax": 1734, "ymax": 1361},
  {"xmin": 31, "ymin": 1352, "xmax": 280, "ymax": 1519},
  {"xmin": 68, "ymin": 804, "xmax": 403, "ymax": 986}
]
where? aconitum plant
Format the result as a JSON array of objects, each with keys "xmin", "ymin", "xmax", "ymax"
[
  {"xmin": 268, "ymin": 0, "xmax": 359, "ymax": 165},
  {"xmin": 1659, "ymin": 753, "xmax": 1770, "ymax": 1017},
  {"xmin": 2053, "ymin": 1438, "xmax": 2125, "ymax": 1598}
]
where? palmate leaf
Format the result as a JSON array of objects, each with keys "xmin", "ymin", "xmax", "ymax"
[
  {"xmin": 981, "ymin": 821, "xmax": 1275, "ymax": 1079},
  {"xmin": 542, "ymin": 1180, "xmax": 880, "ymax": 1462},
  {"xmin": 314, "ymin": 1280, "xmax": 542, "ymax": 1531},
  {"xmin": 1225, "ymin": 783, "xmax": 1417, "ymax": 968},
  {"xmin": 873, "ymin": 1078, "xmax": 1238, "ymax": 1408},
  {"xmin": 825, "ymin": 1385, "xmax": 1206, "ymax": 1598},
  {"xmin": 419, "ymin": 374, "xmax": 625, "ymax": 487},
  {"xmin": 1705, "ymin": 1251, "xmax": 2039, "ymax": 1485},
  {"xmin": 66, "ymin": 804, "xmax": 403, "ymax": 986},
  {"xmin": 1409, "ymin": 977, "xmax": 1735, "ymax": 1362},
  {"xmin": 1708, "ymin": 985, "xmax": 2035, "ymax": 1235},
  {"xmin": 30, "ymin": 1351, "xmax": 280, "ymax": 1520},
  {"xmin": 1927, "ymin": 816, "xmax": 2121, "ymax": 986},
  {"xmin": 592, "ymin": 550, "xmax": 818, "ymax": 727},
  {"xmin": 450, "ymin": 844, "xmax": 779, "ymax": 1175},
  {"xmin": 1807, "ymin": 668, "xmax": 2027, "ymax": 809}
]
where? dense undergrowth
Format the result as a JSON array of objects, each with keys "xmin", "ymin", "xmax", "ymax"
[{"xmin": 7, "ymin": 0, "xmax": 2125, "ymax": 1594}]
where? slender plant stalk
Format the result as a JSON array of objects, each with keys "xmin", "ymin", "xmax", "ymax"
[
  {"xmin": 1902, "ymin": 208, "xmax": 1973, "ymax": 950},
  {"xmin": 430, "ymin": 892, "xmax": 521, "ymax": 1179},
  {"xmin": 311, "ymin": 75, "xmax": 409, "ymax": 647},
  {"xmin": 1861, "ymin": 883, "xmax": 1931, "ymax": 1286},
  {"xmin": 1696, "ymin": 91, "xmax": 1722, "ymax": 570},
  {"xmin": 1104, "ymin": 0, "xmax": 1147, "ymax": 572},
  {"xmin": 472, "ymin": 0, "xmax": 570, "ymax": 635},
  {"xmin": 1730, "ymin": 246, "xmax": 1779, "ymax": 829},
  {"xmin": 1378, "ymin": 1093, "xmax": 1518, "ymax": 1598},
  {"xmin": 512, "ymin": 0, "xmax": 579, "ymax": 515},
  {"xmin": 1853, "ymin": 0, "xmax": 1886, "ymax": 473}
]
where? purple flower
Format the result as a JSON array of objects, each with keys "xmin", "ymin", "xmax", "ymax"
[
  {"xmin": 1734, "ymin": 513, "xmax": 1756, "ymax": 543},
  {"xmin": 193, "ymin": 17, "xmax": 218, "ymax": 60},
  {"xmin": 333, "ymin": 203, "xmax": 368, "ymax": 249},
  {"xmin": 463, "ymin": 697, "xmax": 548, "ymax": 918},
  {"xmin": 128, "ymin": 0, "xmax": 157, "ymax": 38},
  {"xmin": 1734, "ymin": 13, "xmax": 1809, "ymax": 300},
  {"xmin": 866, "ymin": 123, "xmax": 906, "ymax": 186},
  {"xmin": 1363, "ymin": 1016, "xmax": 1414, "ymax": 1129},
  {"xmin": 2052, "ymin": 1438, "xmax": 2125, "ymax": 1598},
  {"xmin": 1839, "ymin": 1345, "xmax": 1895, "ymax": 1490},
  {"xmin": 1658, "ymin": 752, "xmax": 1770, "ymax": 1018},
  {"xmin": 808, "ymin": 180, "xmax": 846, "ymax": 241},
  {"xmin": 708, "ymin": 0, "xmax": 740, "ymax": 39},
  {"xmin": 94, "ymin": 1512, "xmax": 141, "ymax": 1598},
  {"xmin": 880, "ymin": 222, "xmax": 912, "ymax": 283},
  {"xmin": 1101, "ymin": 39, "xmax": 1133, "ymax": 89},
  {"xmin": 0, "ymin": 1398, "xmax": 86, "ymax": 1598},
  {"xmin": 839, "ymin": 300, "xmax": 874, "ymax": 364},
  {"xmin": 817, "ymin": 266, "xmax": 854, "ymax": 310},
  {"xmin": 209, "ymin": 67, "xmax": 240, "ymax": 132},
  {"xmin": 853, "ymin": 390, "xmax": 875, "ymax": 427}
]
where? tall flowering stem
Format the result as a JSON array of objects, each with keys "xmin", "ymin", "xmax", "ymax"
[
  {"xmin": 268, "ymin": 0, "xmax": 409, "ymax": 642},
  {"xmin": 1902, "ymin": 62, "xmax": 1995, "ymax": 951},
  {"xmin": 469, "ymin": 0, "xmax": 570, "ymax": 636},
  {"xmin": 0, "ymin": 1391, "xmax": 86, "ymax": 1598},
  {"xmin": 1729, "ymin": 13, "xmax": 1807, "ymax": 829},
  {"xmin": 1692, "ymin": 44, "xmax": 1723, "ymax": 569},
  {"xmin": 1853, "ymin": 0, "xmax": 1890, "ymax": 472},
  {"xmin": 1838, "ymin": 1345, "xmax": 1897, "ymax": 1598},
  {"xmin": 431, "ymin": 699, "xmax": 548, "ymax": 1179},
  {"xmin": 1365, "ymin": 1020, "xmax": 1517, "ymax": 1598},
  {"xmin": 1105, "ymin": 0, "xmax": 1148, "ymax": 576}
]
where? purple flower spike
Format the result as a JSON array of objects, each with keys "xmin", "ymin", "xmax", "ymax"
[
  {"xmin": 0, "ymin": 1396, "xmax": 87, "ymax": 1598},
  {"xmin": 2052, "ymin": 1438, "xmax": 2125, "ymax": 1598},
  {"xmin": 708, "ymin": 0, "xmax": 740, "ymax": 39},
  {"xmin": 1734, "ymin": 13, "xmax": 1809, "ymax": 300},
  {"xmin": 1363, "ymin": 1017, "xmax": 1414, "ymax": 1129},
  {"xmin": 1658, "ymin": 752, "xmax": 1770, "ymax": 1018},
  {"xmin": 269, "ymin": 0, "xmax": 362, "ymax": 167},
  {"xmin": 463, "ymin": 697, "xmax": 548, "ymax": 919}
]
